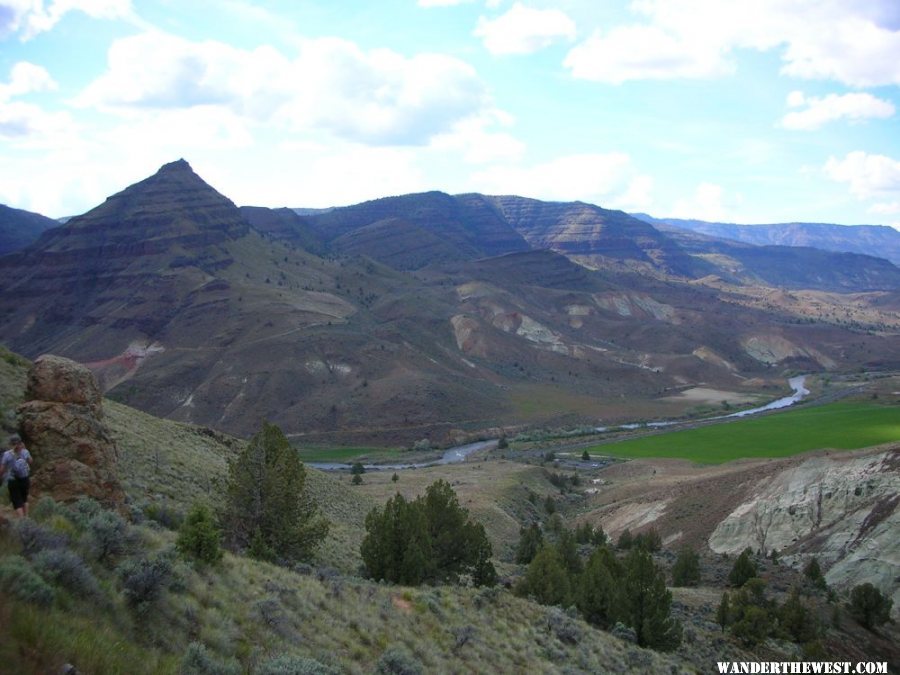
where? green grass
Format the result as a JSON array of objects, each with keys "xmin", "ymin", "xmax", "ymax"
[
  {"xmin": 586, "ymin": 401, "xmax": 900, "ymax": 464},
  {"xmin": 295, "ymin": 445, "xmax": 407, "ymax": 463}
]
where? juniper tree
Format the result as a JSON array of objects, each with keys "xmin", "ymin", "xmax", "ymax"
[
  {"xmin": 516, "ymin": 545, "xmax": 571, "ymax": 607},
  {"xmin": 671, "ymin": 547, "xmax": 701, "ymax": 587},
  {"xmin": 803, "ymin": 557, "xmax": 827, "ymax": 591},
  {"xmin": 221, "ymin": 422, "xmax": 328, "ymax": 563},
  {"xmin": 618, "ymin": 548, "xmax": 682, "ymax": 650},
  {"xmin": 360, "ymin": 480, "xmax": 496, "ymax": 586},
  {"xmin": 176, "ymin": 502, "xmax": 223, "ymax": 566},
  {"xmin": 577, "ymin": 546, "xmax": 619, "ymax": 628},
  {"xmin": 728, "ymin": 547, "xmax": 758, "ymax": 587},
  {"xmin": 515, "ymin": 523, "xmax": 543, "ymax": 565},
  {"xmin": 717, "ymin": 591, "xmax": 731, "ymax": 632},
  {"xmin": 848, "ymin": 583, "xmax": 893, "ymax": 630}
]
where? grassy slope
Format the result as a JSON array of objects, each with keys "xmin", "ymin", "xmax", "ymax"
[
  {"xmin": 586, "ymin": 400, "xmax": 900, "ymax": 463},
  {"xmin": 0, "ymin": 501, "xmax": 688, "ymax": 675}
]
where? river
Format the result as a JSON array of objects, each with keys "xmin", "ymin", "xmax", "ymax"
[
  {"xmin": 307, "ymin": 439, "xmax": 496, "ymax": 472},
  {"xmin": 308, "ymin": 376, "xmax": 810, "ymax": 472}
]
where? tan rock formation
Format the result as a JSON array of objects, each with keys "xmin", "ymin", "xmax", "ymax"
[{"xmin": 17, "ymin": 354, "xmax": 125, "ymax": 507}]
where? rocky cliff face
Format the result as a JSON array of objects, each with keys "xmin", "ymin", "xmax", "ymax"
[
  {"xmin": 488, "ymin": 195, "xmax": 701, "ymax": 277},
  {"xmin": 708, "ymin": 448, "xmax": 900, "ymax": 612},
  {"xmin": 17, "ymin": 355, "xmax": 125, "ymax": 507}
]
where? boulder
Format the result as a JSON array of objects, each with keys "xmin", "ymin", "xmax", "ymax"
[
  {"xmin": 17, "ymin": 355, "xmax": 125, "ymax": 507},
  {"xmin": 25, "ymin": 354, "xmax": 103, "ymax": 413}
]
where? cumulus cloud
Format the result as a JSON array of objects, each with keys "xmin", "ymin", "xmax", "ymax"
[
  {"xmin": 670, "ymin": 182, "xmax": 728, "ymax": 221},
  {"xmin": 1, "ymin": 0, "xmax": 134, "ymax": 40},
  {"xmin": 474, "ymin": 3, "xmax": 576, "ymax": 55},
  {"xmin": 0, "ymin": 61, "xmax": 73, "ymax": 143},
  {"xmin": 781, "ymin": 91, "xmax": 895, "ymax": 130},
  {"xmin": 430, "ymin": 110, "xmax": 525, "ymax": 163},
  {"xmin": 418, "ymin": 0, "xmax": 503, "ymax": 7},
  {"xmin": 470, "ymin": 152, "xmax": 654, "ymax": 210},
  {"xmin": 76, "ymin": 31, "xmax": 492, "ymax": 146},
  {"xmin": 564, "ymin": 0, "xmax": 900, "ymax": 86},
  {"xmin": 565, "ymin": 24, "xmax": 729, "ymax": 83},
  {"xmin": 869, "ymin": 201, "xmax": 900, "ymax": 216},
  {"xmin": 824, "ymin": 151, "xmax": 900, "ymax": 200},
  {"xmin": 0, "ymin": 61, "xmax": 56, "ymax": 99}
]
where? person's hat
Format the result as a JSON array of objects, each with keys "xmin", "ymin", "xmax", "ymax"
[{"xmin": 9, "ymin": 434, "xmax": 21, "ymax": 444}]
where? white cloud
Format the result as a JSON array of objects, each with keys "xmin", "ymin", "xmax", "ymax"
[
  {"xmin": 0, "ymin": 61, "xmax": 56, "ymax": 99},
  {"xmin": 77, "ymin": 31, "xmax": 492, "ymax": 146},
  {"xmin": 781, "ymin": 91, "xmax": 895, "ymax": 130},
  {"xmin": 824, "ymin": 151, "xmax": 900, "ymax": 200},
  {"xmin": 1, "ymin": 0, "xmax": 134, "ymax": 40},
  {"xmin": 418, "ymin": 0, "xmax": 503, "ymax": 7},
  {"xmin": 0, "ymin": 61, "xmax": 73, "ymax": 144},
  {"xmin": 671, "ymin": 182, "xmax": 728, "ymax": 221},
  {"xmin": 474, "ymin": 3, "xmax": 576, "ymax": 55},
  {"xmin": 869, "ymin": 201, "xmax": 900, "ymax": 216},
  {"xmin": 565, "ymin": 0, "xmax": 900, "ymax": 86},
  {"xmin": 470, "ymin": 152, "xmax": 654, "ymax": 209},
  {"xmin": 430, "ymin": 111, "xmax": 525, "ymax": 163},
  {"xmin": 418, "ymin": 0, "xmax": 472, "ymax": 6},
  {"xmin": 565, "ymin": 24, "xmax": 729, "ymax": 83}
]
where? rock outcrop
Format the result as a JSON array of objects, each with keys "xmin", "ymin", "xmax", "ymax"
[
  {"xmin": 708, "ymin": 448, "xmax": 900, "ymax": 613},
  {"xmin": 17, "ymin": 355, "xmax": 125, "ymax": 507}
]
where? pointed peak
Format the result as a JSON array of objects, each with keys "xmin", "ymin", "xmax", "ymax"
[{"xmin": 157, "ymin": 158, "xmax": 194, "ymax": 175}]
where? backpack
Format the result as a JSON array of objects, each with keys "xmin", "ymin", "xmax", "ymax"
[{"xmin": 12, "ymin": 455, "xmax": 29, "ymax": 479}]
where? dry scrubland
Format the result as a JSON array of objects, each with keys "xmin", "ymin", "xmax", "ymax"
[{"xmin": 2, "ymin": 348, "xmax": 899, "ymax": 673}]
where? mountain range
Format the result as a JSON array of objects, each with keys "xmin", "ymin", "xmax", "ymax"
[
  {"xmin": 0, "ymin": 160, "xmax": 898, "ymax": 443},
  {"xmin": 634, "ymin": 213, "xmax": 900, "ymax": 266}
]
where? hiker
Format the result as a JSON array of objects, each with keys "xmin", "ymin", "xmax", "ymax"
[{"xmin": 1, "ymin": 434, "xmax": 32, "ymax": 517}]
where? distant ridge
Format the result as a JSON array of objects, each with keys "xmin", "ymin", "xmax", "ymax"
[
  {"xmin": 633, "ymin": 213, "xmax": 900, "ymax": 266},
  {"xmin": 1, "ymin": 159, "xmax": 898, "ymax": 443},
  {"xmin": 0, "ymin": 203, "xmax": 59, "ymax": 255}
]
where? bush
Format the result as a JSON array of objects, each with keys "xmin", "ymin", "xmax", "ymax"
[
  {"xmin": 32, "ymin": 548, "xmax": 100, "ymax": 598},
  {"xmin": 119, "ymin": 554, "xmax": 173, "ymax": 612},
  {"xmin": 68, "ymin": 497, "xmax": 103, "ymax": 530},
  {"xmin": 179, "ymin": 642, "xmax": 241, "ymax": 675},
  {"xmin": 0, "ymin": 555, "xmax": 55, "ymax": 606},
  {"xmin": 848, "ymin": 583, "xmax": 893, "ymax": 630},
  {"xmin": 257, "ymin": 654, "xmax": 338, "ymax": 675},
  {"xmin": 86, "ymin": 510, "xmax": 131, "ymax": 564},
  {"xmin": 546, "ymin": 607, "xmax": 582, "ymax": 645},
  {"xmin": 144, "ymin": 502, "xmax": 185, "ymax": 530},
  {"xmin": 374, "ymin": 645, "xmax": 424, "ymax": 675},
  {"xmin": 30, "ymin": 496, "xmax": 67, "ymax": 523},
  {"xmin": 176, "ymin": 503, "xmax": 223, "ymax": 566},
  {"xmin": 14, "ymin": 518, "xmax": 69, "ymax": 558}
]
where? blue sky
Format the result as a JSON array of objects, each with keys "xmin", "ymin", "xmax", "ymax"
[{"xmin": 1, "ymin": 0, "xmax": 900, "ymax": 227}]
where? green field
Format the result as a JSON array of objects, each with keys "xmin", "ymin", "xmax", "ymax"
[
  {"xmin": 295, "ymin": 445, "xmax": 407, "ymax": 463},
  {"xmin": 585, "ymin": 401, "xmax": 900, "ymax": 464}
]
